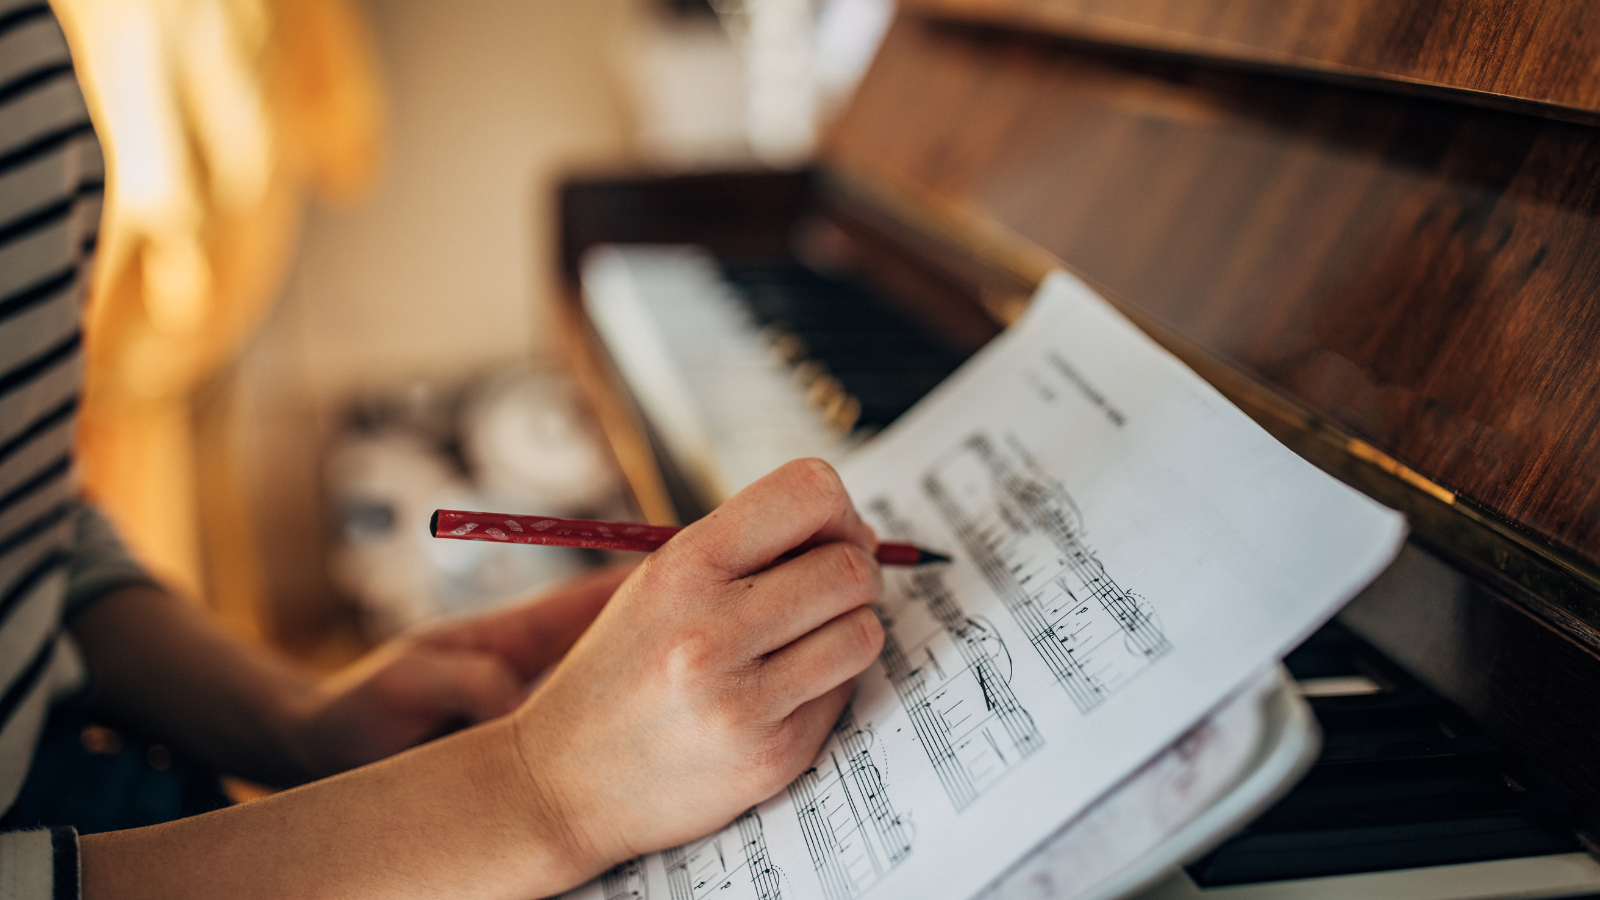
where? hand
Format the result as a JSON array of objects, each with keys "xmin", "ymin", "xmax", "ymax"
[
  {"xmin": 508, "ymin": 459, "xmax": 885, "ymax": 884},
  {"xmin": 293, "ymin": 563, "xmax": 636, "ymax": 779}
]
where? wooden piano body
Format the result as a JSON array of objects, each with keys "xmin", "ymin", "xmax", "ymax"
[{"xmin": 555, "ymin": 0, "xmax": 1600, "ymax": 892}]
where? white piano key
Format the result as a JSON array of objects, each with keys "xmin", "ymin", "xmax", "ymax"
[{"xmin": 581, "ymin": 245, "xmax": 849, "ymax": 507}]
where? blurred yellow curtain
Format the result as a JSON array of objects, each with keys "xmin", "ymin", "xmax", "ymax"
[{"xmin": 51, "ymin": 0, "xmax": 383, "ymax": 621}]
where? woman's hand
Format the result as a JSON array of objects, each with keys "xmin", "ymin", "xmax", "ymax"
[
  {"xmin": 75, "ymin": 459, "xmax": 883, "ymax": 900},
  {"xmin": 509, "ymin": 458, "xmax": 886, "ymax": 884},
  {"xmin": 292, "ymin": 563, "xmax": 636, "ymax": 779}
]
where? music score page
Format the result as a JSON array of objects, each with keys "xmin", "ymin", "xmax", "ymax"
[{"xmin": 562, "ymin": 272, "xmax": 1406, "ymax": 900}]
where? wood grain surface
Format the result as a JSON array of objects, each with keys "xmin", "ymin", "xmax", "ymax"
[
  {"xmin": 827, "ymin": 15, "xmax": 1600, "ymax": 576},
  {"xmin": 905, "ymin": 0, "xmax": 1600, "ymax": 119}
]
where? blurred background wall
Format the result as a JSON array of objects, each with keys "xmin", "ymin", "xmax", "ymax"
[
  {"xmin": 59, "ymin": 0, "xmax": 889, "ymax": 665},
  {"xmin": 56, "ymin": 0, "xmax": 385, "ymax": 647},
  {"xmin": 230, "ymin": 0, "xmax": 652, "ymax": 659}
]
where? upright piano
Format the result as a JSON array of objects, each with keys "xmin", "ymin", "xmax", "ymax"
[{"xmin": 552, "ymin": 2, "xmax": 1600, "ymax": 896}]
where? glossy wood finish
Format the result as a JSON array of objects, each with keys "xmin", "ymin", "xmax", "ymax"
[
  {"xmin": 558, "ymin": 170, "xmax": 814, "ymax": 279},
  {"xmin": 828, "ymin": 15, "xmax": 1600, "ymax": 577},
  {"xmin": 906, "ymin": 0, "xmax": 1600, "ymax": 120}
]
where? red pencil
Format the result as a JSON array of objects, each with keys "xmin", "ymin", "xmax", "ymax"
[{"xmin": 430, "ymin": 510, "xmax": 952, "ymax": 566}]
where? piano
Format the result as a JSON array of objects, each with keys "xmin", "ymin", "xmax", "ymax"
[{"xmin": 551, "ymin": 2, "xmax": 1600, "ymax": 896}]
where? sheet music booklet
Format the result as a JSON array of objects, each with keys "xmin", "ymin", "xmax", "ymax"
[{"xmin": 562, "ymin": 271, "xmax": 1406, "ymax": 900}]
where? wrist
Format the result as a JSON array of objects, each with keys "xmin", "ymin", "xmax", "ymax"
[{"xmin": 478, "ymin": 713, "xmax": 607, "ymax": 892}]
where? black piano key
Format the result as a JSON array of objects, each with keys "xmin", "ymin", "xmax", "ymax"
[
  {"xmin": 1187, "ymin": 621, "xmax": 1583, "ymax": 886},
  {"xmin": 1273, "ymin": 773, "xmax": 1508, "ymax": 810},
  {"xmin": 1250, "ymin": 785, "xmax": 1573, "ymax": 831},
  {"xmin": 1302, "ymin": 724, "xmax": 1497, "ymax": 786},
  {"xmin": 1309, "ymin": 693, "xmax": 1461, "ymax": 746},
  {"xmin": 767, "ymin": 332, "xmax": 958, "ymax": 358},
  {"xmin": 828, "ymin": 372, "xmax": 951, "ymax": 401},
  {"xmin": 1308, "ymin": 690, "xmax": 1449, "ymax": 729},
  {"xmin": 718, "ymin": 260, "xmax": 962, "ymax": 433},
  {"xmin": 1188, "ymin": 815, "xmax": 1579, "ymax": 885},
  {"xmin": 1283, "ymin": 620, "xmax": 1369, "ymax": 679},
  {"xmin": 1304, "ymin": 736, "xmax": 1505, "ymax": 783},
  {"xmin": 795, "ymin": 350, "xmax": 961, "ymax": 377}
]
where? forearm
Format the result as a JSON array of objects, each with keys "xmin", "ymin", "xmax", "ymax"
[
  {"xmin": 79, "ymin": 718, "xmax": 588, "ymax": 900},
  {"xmin": 67, "ymin": 585, "xmax": 322, "ymax": 786}
]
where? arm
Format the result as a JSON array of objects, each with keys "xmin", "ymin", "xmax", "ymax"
[
  {"xmin": 67, "ymin": 561, "xmax": 634, "ymax": 786},
  {"xmin": 78, "ymin": 458, "xmax": 885, "ymax": 899},
  {"xmin": 78, "ymin": 716, "xmax": 572, "ymax": 899}
]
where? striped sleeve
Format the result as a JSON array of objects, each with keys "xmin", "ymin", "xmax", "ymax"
[
  {"xmin": 1, "ymin": 4, "xmax": 102, "ymax": 897},
  {"xmin": 64, "ymin": 505, "xmax": 157, "ymax": 616},
  {"xmin": 0, "ymin": 826, "xmax": 77, "ymax": 900}
]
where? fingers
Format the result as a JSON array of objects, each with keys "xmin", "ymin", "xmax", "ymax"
[
  {"xmin": 669, "ymin": 459, "xmax": 877, "ymax": 578},
  {"xmin": 425, "ymin": 562, "xmax": 637, "ymax": 680},
  {"xmin": 759, "ymin": 606, "xmax": 883, "ymax": 715},
  {"xmin": 782, "ymin": 680, "xmax": 857, "ymax": 765},
  {"xmin": 405, "ymin": 647, "xmax": 525, "ymax": 723},
  {"xmin": 735, "ymin": 542, "xmax": 882, "ymax": 656}
]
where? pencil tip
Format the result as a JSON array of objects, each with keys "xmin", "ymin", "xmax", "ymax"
[{"xmin": 918, "ymin": 549, "xmax": 953, "ymax": 565}]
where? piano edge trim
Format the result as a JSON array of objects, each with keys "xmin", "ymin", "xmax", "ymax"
[
  {"xmin": 552, "ymin": 284, "xmax": 683, "ymax": 527},
  {"xmin": 898, "ymin": 1, "xmax": 1600, "ymax": 130}
]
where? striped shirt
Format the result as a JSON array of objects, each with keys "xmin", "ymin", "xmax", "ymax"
[{"xmin": 2, "ymin": 2, "xmax": 158, "ymax": 896}]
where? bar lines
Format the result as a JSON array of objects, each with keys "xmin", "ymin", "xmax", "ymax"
[
  {"xmin": 788, "ymin": 708, "xmax": 912, "ymax": 900},
  {"xmin": 663, "ymin": 810, "xmax": 780, "ymax": 900},
  {"xmin": 924, "ymin": 432, "xmax": 1171, "ymax": 714},
  {"xmin": 867, "ymin": 497, "xmax": 1043, "ymax": 812}
]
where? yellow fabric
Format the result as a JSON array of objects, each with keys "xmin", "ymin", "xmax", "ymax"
[{"xmin": 51, "ymin": 0, "xmax": 382, "ymax": 606}]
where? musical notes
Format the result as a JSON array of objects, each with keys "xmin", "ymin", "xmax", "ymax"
[
  {"xmin": 601, "ymin": 858, "xmax": 649, "ymax": 900},
  {"xmin": 925, "ymin": 432, "xmax": 1172, "ymax": 713},
  {"xmin": 788, "ymin": 708, "xmax": 913, "ymax": 900},
  {"xmin": 866, "ymin": 496, "xmax": 1044, "ymax": 811},
  {"xmin": 663, "ymin": 811, "xmax": 781, "ymax": 900}
]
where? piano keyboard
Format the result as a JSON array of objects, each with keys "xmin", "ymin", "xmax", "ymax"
[
  {"xmin": 719, "ymin": 259, "xmax": 967, "ymax": 433},
  {"xmin": 581, "ymin": 245, "xmax": 965, "ymax": 511},
  {"xmin": 579, "ymin": 245, "xmax": 1600, "ymax": 900}
]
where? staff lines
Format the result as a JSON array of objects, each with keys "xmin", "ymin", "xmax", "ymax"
[
  {"xmin": 663, "ymin": 811, "xmax": 780, "ymax": 900},
  {"xmin": 789, "ymin": 708, "xmax": 912, "ymax": 900},
  {"xmin": 924, "ymin": 432, "xmax": 1171, "ymax": 715},
  {"xmin": 867, "ymin": 498, "xmax": 1044, "ymax": 814}
]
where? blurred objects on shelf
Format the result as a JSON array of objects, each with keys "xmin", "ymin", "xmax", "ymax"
[
  {"xmin": 224, "ymin": 0, "xmax": 646, "ymax": 657},
  {"xmin": 461, "ymin": 363, "xmax": 625, "ymax": 515},
  {"xmin": 325, "ymin": 369, "xmax": 625, "ymax": 639},
  {"xmin": 628, "ymin": 13, "xmax": 752, "ymax": 167},
  {"xmin": 632, "ymin": 0, "xmax": 894, "ymax": 166},
  {"xmin": 812, "ymin": 0, "xmax": 895, "ymax": 116}
]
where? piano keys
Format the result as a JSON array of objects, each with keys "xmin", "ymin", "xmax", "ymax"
[{"xmin": 580, "ymin": 245, "xmax": 968, "ymax": 513}]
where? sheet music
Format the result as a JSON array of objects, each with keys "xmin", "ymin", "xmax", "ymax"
[{"xmin": 561, "ymin": 271, "xmax": 1405, "ymax": 900}]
